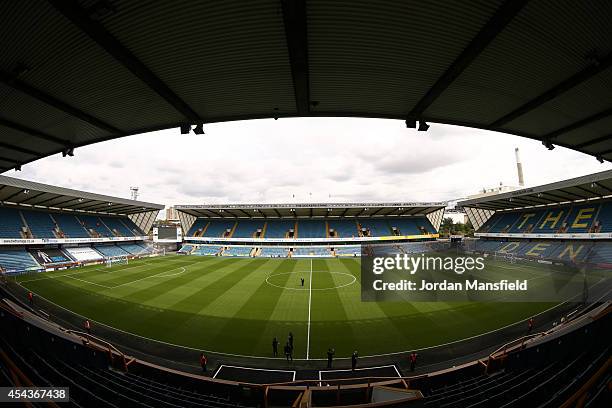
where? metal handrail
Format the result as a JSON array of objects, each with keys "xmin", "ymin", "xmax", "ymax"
[
  {"xmin": 65, "ymin": 329, "xmax": 127, "ymax": 360},
  {"xmin": 488, "ymin": 331, "xmax": 545, "ymax": 359}
]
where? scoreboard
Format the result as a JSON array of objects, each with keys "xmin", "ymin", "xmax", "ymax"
[{"xmin": 153, "ymin": 226, "xmax": 182, "ymax": 243}]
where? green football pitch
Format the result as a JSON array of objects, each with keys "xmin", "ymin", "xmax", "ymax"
[{"xmin": 16, "ymin": 255, "xmax": 559, "ymax": 359}]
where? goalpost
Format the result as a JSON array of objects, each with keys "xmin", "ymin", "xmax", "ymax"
[
  {"xmin": 106, "ymin": 256, "xmax": 129, "ymax": 268},
  {"xmin": 493, "ymin": 251, "xmax": 516, "ymax": 264}
]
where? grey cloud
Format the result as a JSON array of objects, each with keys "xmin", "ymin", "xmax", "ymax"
[{"xmin": 2, "ymin": 118, "xmax": 610, "ymax": 208}]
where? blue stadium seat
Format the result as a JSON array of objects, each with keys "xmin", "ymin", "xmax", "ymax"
[
  {"xmin": 178, "ymin": 244, "xmax": 194, "ymax": 254},
  {"xmin": 485, "ymin": 212, "xmax": 521, "ymax": 233},
  {"xmin": 259, "ymin": 247, "xmax": 288, "ymax": 257},
  {"xmin": 480, "ymin": 201, "xmax": 612, "ymax": 235},
  {"xmin": 79, "ymin": 215, "xmax": 114, "ymax": 237},
  {"xmin": 291, "ymin": 247, "xmax": 330, "ymax": 256},
  {"xmin": 595, "ymin": 201, "xmax": 612, "ymax": 232},
  {"xmin": 0, "ymin": 249, "xmax": 40, "ymax": 273},
  {"xmin": 333, "ymin": 246, "xmax": 360, "ymax": 256},
  {"xmin": 469, "ymin": 239, "xmax": 602, "ymax": 264},
  {"xmin": 296, "ymin": 220, "xmax": 326, "ymax": 238},
  {"xmin": 388, "ymin": 218, "xmax": 434, "ymax": 235},
  {"xmin": 118, "ymin": 243, "xmax": 151, "ymax": 255},
  {"xmin": 327, "ymin": 219, "xmax": 358, "ymax": 237},
  {"xmin": 508, "ymin": 209, "xmax": 546, "ymax": 233},
  {"xmin": 264, "ymin": 220, "xmax": 295, "ymax": 238},
  {"xmin": 188, "ymin": 219, "xmax": 209, "ymax": 236},
  {"xmin": 94, "ymin": 245, "xmax": 130, "ymax": 258},
  {"xmin": 121, "ymin": 218, "xmax": 145, "ymax": 235},
  {"xmin": 519, "ymin": 241, "xmax": 561, "ymax": 258},
  {"xmin": 192, "ymin": 245, "xmax": 222, "ymax": 256},
  {"xmin": 53, "ymin": 213, "xmax": 90, "ymax": 238},
  {"xmin": 223, "ymin": 246, "xmax": 253, "ymax": 256},
  {"xmin": 531, "ymin": 206, "xmax": 570, "ymax": 233},
  {"xmin": 22, "ymin": 210, "xmax": 57, "ymax": 238},
  {"xmin": 101, "ymin": 216, "xmax": 135, "ymax": 237},
  {"xmin": 357, "ymin": 219, "xmax": 391, "ymax": 236},
  {"xmin": 231, "ymin": 220, "xmax": 265, "ymax": 238},
  {"xmin": 203, "ymin": 220, "xmax": 236, "ymax": 237},
  {"xmin": 587, "ymin": 241, "xmax": 612, "ymax": 264},
  {"xmin": 0, "ymin": 207, "xmax": 25, "ymax": 238}
]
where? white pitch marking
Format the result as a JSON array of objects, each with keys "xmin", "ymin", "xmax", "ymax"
[
  {"xmin": 213, "ymin": 365, "xmax": 296, "ymax": 381},
  {"xmin": 64, "ymin": 274, "xmax": 114, "ymax": 289},
  {"xmin": 19, "ymin": 262, "xmax": 152, "ymax": 283},
  {"xmin": 111, "ymin": 266, "xmax": 187, "ymax": 288},
  {"xmin": 265, "ymin": 270, "xmax": 356, "ymax": 291},
  {"xmin": 318, "ymin": 364, "xmax": 401, "ymax": 382},
  {"xmin": 306, "ymin": 258, "xmax": 313, "ymax": 360}
]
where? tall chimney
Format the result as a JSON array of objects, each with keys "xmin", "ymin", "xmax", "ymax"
[{"xmin": 515, "ymin": 147, "xmax": 525, "ymax": 187}]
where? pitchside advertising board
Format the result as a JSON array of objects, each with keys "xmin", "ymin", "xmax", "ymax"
[{"xmin": 153, "ymin": 226, "xmax": 182, "ymax": 243}]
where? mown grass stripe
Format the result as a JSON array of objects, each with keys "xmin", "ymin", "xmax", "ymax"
[
  {"xmin": 18, "ymin": 255, "xmax": 560, "ymax": 358},
  {"xmin": 117, "ymin": 256, "xmax": 246, "ymax": 306},
  {"xmin": 213, "ymin": 259, "xmax": 303, "ymax": 357},
  {"xmin": 309, "ymin": 259, "xmax": 353, "ymax": 359}
]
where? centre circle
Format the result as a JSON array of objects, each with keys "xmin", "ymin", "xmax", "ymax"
[{"xmin": 265, "ymin": 271, "xmax": 356, "ymax": 291}]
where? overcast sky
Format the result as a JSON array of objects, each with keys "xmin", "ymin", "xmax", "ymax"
[{"xmin": 5, "ymin": 118, "xmax": 611, "ymax": 208}]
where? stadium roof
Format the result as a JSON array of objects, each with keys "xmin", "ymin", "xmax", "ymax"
[
  {"xmin": 457, "ymin": 169, "xmax": 612, "ymax": 211},
  {"xmin": 175, "ymin": 202, "xmax": 446, "ymax": 219},
  {"xmin": 0, "ymin": 175, "xmax": 163, "ymax": 215},
  {"xmin": 0, "ymin": 0, "xmax": 611, "ymax": 173}
]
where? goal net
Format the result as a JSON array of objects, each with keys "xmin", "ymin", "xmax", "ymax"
[
  {"xmin": 106, "ymin": 256, "xmax": 129, "ymax": 268},
  {"xmin": 493, "ymin": 251, "xmax": 516, "ymax": 264}
]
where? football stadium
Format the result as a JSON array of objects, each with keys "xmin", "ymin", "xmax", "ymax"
[{"xmin": 0, "ymin": 1, "xmax": 611, "ymax": 407}]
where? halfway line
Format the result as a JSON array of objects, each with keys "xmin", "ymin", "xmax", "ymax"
[{"xmin": 306, "ymin": 258, "xmax": 313, "ymax": 360}]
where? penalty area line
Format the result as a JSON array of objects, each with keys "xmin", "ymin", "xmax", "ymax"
[
  {"xmin": 64, "ymin": 274, "xmax": 114, "ymax": 289},
  {"xmin": 318, "ymin": 364, "xmax": 401, "ymax": 382},
  {"xmin": 213, "ymin": 365, "xmax": 296, "ymax": 381},
  {"xmin": 110, "ymin": 266, "xmax": 187, "ymax": 289}
]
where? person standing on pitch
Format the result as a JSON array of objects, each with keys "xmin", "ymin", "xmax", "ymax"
[
  {"xmin": 288, "ymin": 332, "xmax": 294, "ymax": 350},
  {"xmin": 301, "ymin": 277, "xmax": 305, "ymax": 287},
  {"xmin": 272, "ymin": 337, "xmax": 279, "ymax": 357},
  {"xmin": 199, "ymin": 353, "xmax": 208, "ymax": 373},
  {"xmin": 327, "ymin": 348, "xmax": 335, "ymax": 369},
  {"xmin": 27, "ymin": 291, "xmax": 34, "ymax": 307},
  {"xmin": 84, "ymin": 319, "xmax": 91, "ymax": 335},
  {"xmin": 409, "ymin": 352, "xmax": 418, "ymax": 372},
  {"xmin": 284, "ymin": 342, "xmax": 292, "ymax": 362},
  {"xmin": 527, "ymin": 317, "xmax": 534, "ymax": 334},
  {"xmin": 351, "ymin": 351, "xmax": 358, "ymax": 371}
]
